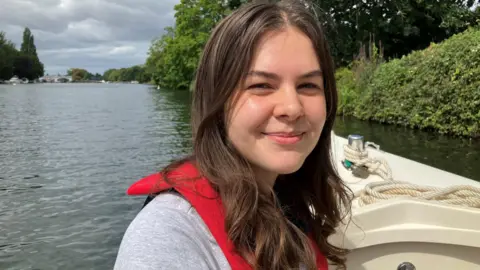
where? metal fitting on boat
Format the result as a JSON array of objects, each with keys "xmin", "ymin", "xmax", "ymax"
[
  {"xmin": 342, "ymin": 134, "xmax": 365, "ymax": 170},
  {"xmin": 348, "ymin": 134, "xmax": 364, "ymax": 151},
  {"xmin": 397, "ymin": 262, "xmax": 416, "ymax": 270}
]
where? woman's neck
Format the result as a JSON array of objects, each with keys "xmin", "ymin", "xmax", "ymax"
[{"xmin": 253, "ymin": 166, "xmax": 278, "ymax": 190}]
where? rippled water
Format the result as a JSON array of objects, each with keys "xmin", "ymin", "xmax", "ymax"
[
  {"xmin": 0, "ymin": 84, "xmax": 191, "ymax": 270},
  {"xmin": 0, "ymin": 83, "xmax": 478, "ymax": 270}
]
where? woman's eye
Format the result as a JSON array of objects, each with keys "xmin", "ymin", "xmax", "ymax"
[
  {"xmin": 247, "ymin": 83, "xmax": 272, "ymax": 90},
  {"xmin": 298, "ymin": 83, "xmax": 320, "ymax": 89}
]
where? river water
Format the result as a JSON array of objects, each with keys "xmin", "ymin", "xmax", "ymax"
[{"xmin": 0, "ymin": 83, "xmax": 478, "ymax": 270}]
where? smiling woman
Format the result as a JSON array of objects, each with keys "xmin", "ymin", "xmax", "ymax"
[
  {"xmin": 227, "ymin": 27, "xmax": 327, "ymax": 184},
  {"xmin": 114, "ymin": 1, "xmax": 352, "ymax": 270}
]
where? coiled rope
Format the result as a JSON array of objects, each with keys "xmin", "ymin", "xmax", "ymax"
[
  {"xmin": 343, "ymin": 144, "xmax": 393, "ymax": 181},
  {"xmin": 343, "ymin": 144, "xmax": 480, "ymax": 209}
]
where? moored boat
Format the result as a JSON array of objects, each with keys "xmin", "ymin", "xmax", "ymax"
[{"xmin": 6, "ymin": 76, "xmax": 29, "ymax": 85}]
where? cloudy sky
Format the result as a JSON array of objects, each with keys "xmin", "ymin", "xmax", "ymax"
[{"xmin": 0, "ymin": 0, "xmax": 179, "ymax": 75}]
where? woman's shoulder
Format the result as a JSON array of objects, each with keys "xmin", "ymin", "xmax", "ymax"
[
  {"xmin": 114, "ymin": 191, "xmax": 230, "ymax": 270},
  {"xmin": 143, "ymin": 190, "xmax": 196, "ymax": 216},
  {"xmin": 122, "ymin": 191, "xmax": 198, "ymax": 234}
]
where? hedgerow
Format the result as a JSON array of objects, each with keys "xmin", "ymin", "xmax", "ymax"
[{"xmin": 336, "ymin": 26, "xmax": 480, "ymax": 138}]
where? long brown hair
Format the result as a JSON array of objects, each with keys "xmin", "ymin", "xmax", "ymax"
[{"xmin": 162, "ymin": 0, "xmax": 352, "ymax": 269}]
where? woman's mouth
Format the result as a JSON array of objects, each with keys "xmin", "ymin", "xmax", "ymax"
[{"xmin": 263, "ymin": 132, "xmax": 305, "ymax": 145}]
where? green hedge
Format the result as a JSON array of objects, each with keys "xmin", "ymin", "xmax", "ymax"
[{"xmin": 336, "ymin": 26, "xmax": 480, "ymax": 138}]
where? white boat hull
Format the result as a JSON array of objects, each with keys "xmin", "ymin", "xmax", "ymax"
[
  {"xmin": 330, "ymin": 134, "xmax": 480, "ymax": 270},
  {"xmin": 345, "ymin": 241, "xmax": 479, "ymax": 270}
]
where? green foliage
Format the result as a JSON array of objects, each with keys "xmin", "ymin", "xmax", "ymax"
[
  {"xmin": 0, "ymin": 32, "xmax": 18, "ymax": 80},
  {"xmin": 335, "ymin": 67, "xmax": 357, "ymax": 115},
  {"xmin": 0, "ymin": 28, "xmax": 44, "ymax": 81},
  {"xmin": 145, "ymin": 0, "xmax": 230, "ymax": 90},
  {"xmin": 19, "ymin": 27, "xmax": 44, "ymax": 79},
  {"xmin": 337, "ymin": 38, "xmax": 385, "ymax": 115},
  {"xmin": 312, "ymin": 0, "xmax": 480, "ymax": 67},
  {"xmin": 103, "ymin": 65, "xmax": 149, "ymax": 83},
  {"xmin": 227, "ymin": 0, "xmax": 250, "ymax": 10},
  {"xmin": 67, "ymin": 68, "xmax": 95, "ymax": 81},
  {"xmin": 336, "ymin": 26, "xmax": 480, "ymax": 138}
]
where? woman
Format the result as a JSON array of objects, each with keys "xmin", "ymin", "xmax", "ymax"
[{"xmin": 114, "ymin": 1, "xmax": 351, "ymax": 269}]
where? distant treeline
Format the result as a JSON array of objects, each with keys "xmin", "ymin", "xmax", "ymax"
[
  {"xmin": 66, "ymin": 68, "xmax": 103, "ymax": 81},
  {"xmin": 65, "ymin": 65, "xmax": 149, "ymax": 83},
  {"xmin": 103, "ymin": 65, "xmax": 149, "ymax": 83},
  {"xmin": 0, "ymin": 28, "xmax": 44, "ymax": 81}
]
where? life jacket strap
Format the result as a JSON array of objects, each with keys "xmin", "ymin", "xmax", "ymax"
[{"xmin": 128, "ymin": 162, "xmax": 328, "ymax": 269}]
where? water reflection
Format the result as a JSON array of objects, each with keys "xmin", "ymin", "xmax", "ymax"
[{"xmin": 150, "ymin": 88, "xmax": 192, "ymax": 159}]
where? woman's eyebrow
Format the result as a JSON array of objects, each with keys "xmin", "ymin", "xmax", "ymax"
[
  {"xmin": 246, "ymin": 70, "xmax": 279, "ymax": 80},
  {"xmin": 246, "ymin": 69, "xmax": 323, "ymax": 80},
  {"xmin": 299, "ymin": 69, "xmax": 323, "ymax": 79}
]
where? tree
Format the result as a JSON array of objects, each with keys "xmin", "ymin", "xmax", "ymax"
[
  {"xmin": 0, "ymin": 32, "xmax": 18, "ymax": 80},
  {"xmin": 18, "ymin": 27, "xmax": 44, "ymax": 79},
  {"xmin": 310, "ymin": 0, "xmax": 480, "ymax": 66},
  {"xmin": 21, "ymin": 28, "xmax": 36, "ymax": 55},
  {"xmin": 68, "ymin": 68, "xmax": 88, "ymax": 81},
  {"xmin": 68, "ymin": 68, "xmax": 104, "ymax": 81},
  {"xmin": 145, "ymin": 0, "xmax": 230, "ymax": 90}
]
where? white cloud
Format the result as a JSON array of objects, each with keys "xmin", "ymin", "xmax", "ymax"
[
  {"xmin": 108, "ymin": 46, "xmax": 136, "ymax": 55},
  {"xmin": 65, "ymin": 19, "xmax": 114, "ymax": 42},
  {"xmin": 0, "ymin": 0, "xmax": 179, "ymax": 74}
]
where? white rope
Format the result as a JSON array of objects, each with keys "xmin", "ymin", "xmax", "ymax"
[
  {"xmin": 344, "ymin": 144, "xmax": 393, "ymax": 181},
  {"xmin": 344, "ymin": 144, "xmax": 480, "ymax": 209},
  {"xmin": 357, "ymin": 181, "xmax": 480, "ymax": 208}
]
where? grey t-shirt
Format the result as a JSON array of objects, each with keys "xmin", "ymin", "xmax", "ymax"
[{"xmin": 114, "ymin": 192, "xmax": 230, "ymax": 270}]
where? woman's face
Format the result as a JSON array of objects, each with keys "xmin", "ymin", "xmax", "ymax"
[{"xmin": 226, "ymin": 26, "xmax": 327, "ymax": 186}]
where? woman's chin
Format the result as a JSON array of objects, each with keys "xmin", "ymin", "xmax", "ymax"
[{"xmin": 269, "ymin": 161, "xmax": 305, "ymax": 175}]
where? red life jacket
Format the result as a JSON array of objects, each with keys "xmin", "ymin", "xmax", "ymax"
[{"xmin": 127, "ymin": 162, "xmax": 328, "ymax": 270}]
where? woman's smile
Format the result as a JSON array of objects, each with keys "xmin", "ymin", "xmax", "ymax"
[{"xmin": 262, "ymin": 132, "xmax": 305, "ymax": 145}]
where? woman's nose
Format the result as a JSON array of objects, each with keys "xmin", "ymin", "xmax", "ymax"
[{"xmin": 272, "ymin": 86, "xmax": 304, "ymax": 121}]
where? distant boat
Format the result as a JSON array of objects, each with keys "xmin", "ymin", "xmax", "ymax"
[
  {"xmin": 7, "ymin": 76, "xmax": 29, "ymax": 84},
  {"xmin": 8, "ymin": 76, "xmax": 21, "ymax": 84}
]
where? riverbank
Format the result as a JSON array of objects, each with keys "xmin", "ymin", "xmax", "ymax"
[
  {"xmin": 336, "ymin": 26, "xmax": 480, "ymax": 139},
  {"xmin": 0, "ymin": 80, "xmax": 148, "ymax": 85}
]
